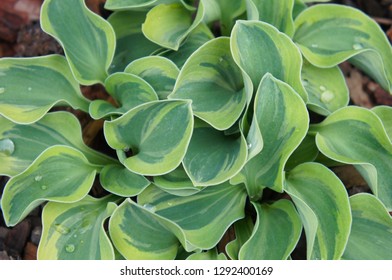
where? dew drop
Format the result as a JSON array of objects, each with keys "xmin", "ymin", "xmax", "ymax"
[
  {"xmin": 65, "ymin": 244, "xmax": 75, "ymax": 253},
  {"xmin": 143, "ymin": 204, "xmax": 156, "ymax": 212},
  {"xmin": 0, "ymin": 138, "xmax": 15, "ymax": 156},
  {"xmin": 54, "ymin": 224, "xmax": 70, "ymax": 235},
  {"xmin": 247, "ymin": 143, "xmax": 252, "ymax": 149},
  {"xmin": 321, "ymin": 90, "xmax": 335, "ymax": 103},
  {"xmin": 311, "ymin": 43, "xmax": 318, "ymax": 48},
  {"xmin": 302, "ymin": 79, "xmax": 309, "ymax": 87},
  {"xmin": 353, "ymin": 43, "xmax": 364, "ymax": 50},
  {"xmin": 34, "ymin": 175, "xmax": 42, "ymax": 182},
  {"xmin": 0, "ymin": 87, "xmax": 5, "ymax": 94},
  {"xmin": 319, "ymin": 85, "xmax": 327, "ymax": 91},
  {"xmin": 41, "ymin": 185, "xmax": 48, "ymax": 190},
  {"xmin": 73, "ymin": 234, "xmax": 78, "ymax": 238},
  {"xmin": 27, "ymin": 87, "xmax": 32, "ymax": 91},
  {"xmin": 219, "ymin": 57, "xmax": 223, "ymax": 63}
]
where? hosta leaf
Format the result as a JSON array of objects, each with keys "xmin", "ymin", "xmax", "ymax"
[
  {"xmin": 311, "ymin": 106, "xmax": 392, "ymax": 209},
  {"xmin": 302, "ymin": 62, "xmax": 349, "ymax": 116},
  {"xmin": 231, "ymin": 74, "xmax": 309, "ymax": 199},
  {"xmin": 100, "ymin": 164, "xmax": 150, "ymax": 197},
  {"xmin": 246, "ymin": 0, "xmax": 295, "ymax": 37},
  {"xmin": 1, "ymin": 146, "xmax": 98, "ymax": 227},
  {"xmin": 153, "ymin": 165, "xmax": 202, "ymax": 196},
  {"xmin": 0, "ymin": 111, "xmax": 115, "ymax": 177},
  {"xmin": 0, "ymin": 55, "xmax": 89, "ymax": 124},
  {"xmin": 239, "ymin": 200, "xmax": 302, "ymax": 260},
  {"xmin": 213, "ymin": 0, "xmax": 246, "ymax": 36},
  {"xmin": 183, "ymin": 121, "xmax": 247, "ymax": 186},
  {"xmin": 104, "ymin": 100, "xmax": 193, "ymax": 176},
  {"xmin": 187, "ymin": 248, "xmax": 227, "ymax": 260},
  {"xmin": 225, "ymin": 217, "xmax": 253, "ymax": 260},
  {"xmin": 372, "ymin": 106, "xmax": 392, "ymax": 141},
  {"xmin": 161, "ymin": 23, "xmax": 214, "ymax": 68},
  {"xmin": 170, "ymin": 37, "xmax": 246, "ymax": 130},
  {"xmin": 105, "ymin": 0, "xmax": 179, "ymax": 10},
  {"xmin": 342, "ymin": 194, "xmax": 392, "ymax": 260},
  {"xmin": 138, "ymin": 182, "xmax": 247, "ymax": 250},
  {"xmin": 108, "ymin": 11, "xmax": 160, "ymax": 73},
  {"xmin": 285, "ymin": 135, "xmax": 318, "ymax": 171},
  {"xmin": 125, "ymin": 56, "xmax": 179, "ymax": 99},
  {"xmin": 89, "ymin": 73, "xmax": 158, "ymax": 119},
  {"xmin": 231, "ymin": 20, "xmax": 307, "ymax": 101},
  {"xmin": 38, "ymin": 196, "xmax": 116, "ymax": 260},
  {"xmin": 41, "ymin": 0, "xmax": 116, "ymax": 85},
  {"xmin": 109, "ymin": 198, "xmax": 181, "ymax": 260},
  {"xmin": 293, "ymin": 0, "xmax": 307, "ymax": 19},
  {"xmin": 142, "ymin": 3, "xmax": 204, "ymax": 50},
  {"xmin": 294, "ymin": 4, "xmax": 392, "ymax": 92},
  {"xmin": 285, "ymin": 162, "xmax": 352, "ymax": 260}
]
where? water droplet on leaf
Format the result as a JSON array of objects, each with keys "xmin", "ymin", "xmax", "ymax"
[
  {"xmin": 34, "ymin": 175, "xmax": 42, "ymax": 182},
  {"xmin": 143, "ymin": 204, "xmax": 156, "ymax": 212},
  {"xmin": 54, "ymin": 224, "xmax": 70, "ymax": 235},
  {"xmin": 311, "ymin": 43, "xmax": 318, "ymax": 48},
  {"xmin": 41, "ymin": 185, "xmax": 48, "ymax": 190},
  {"xmin": 302, "ymin": 79, "xmax": 309, "ymax": 87},
  {"xmin": 353, "ymin": 43, "xmax": 364, "ymax": 50},
  {"xmin": 247, "ymin": 143, "xmax": 252, "ymax": 149},
  {"xmin": 319, "ymin": 85, "xmax": 326, "ymax": 91},
  {"xmin": 65, "ymin": 244, "xmax": 75, "ymax": 253},
  {"xmin": 27, "ymin": 87, "xmax": 32, "ymax": 91},
  {"xmin": 321, "ymin": 90, "xmax": 335, "ymax": 103},
  {"xmin": 0, "ymin": 138, "xmax": 15, "ymax": 156},
  {"xmin": 0, "ymin": 87, "xmax": 5, "ymax": 94}
]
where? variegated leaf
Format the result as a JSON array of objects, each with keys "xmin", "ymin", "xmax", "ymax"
[
  {"xmin": 183, "ymin": 120, "xmax": 247, "ymax": 186},
  {"xmin": 294, "ymin": 4, "xmax": 392, "ymax": 92},
  {"xmin": 246, "ymin": 0, "xmax": 295, "ymax": 37},
  {"xmin": 89, "ymin": 73, "xmax": 158, "ymax": 119},
  {"xmin": 342, "ymin": 194, "xmax": 392, "ymax": 260},
  {"xmin": 100, "ymin": 164, "xmax": 150, "ymax": 197},
  {"xmin": 125, "ymin": 56, "xmax": 179, "ymax": 99},
  {"xmin": 285, "ymin": 162, "xmax": 352, "ymax": 260},
  {"xmin": 225, "ymin": 217, "xmax": 253, "ymax": 260},
  {"xmin": 138, "ymin": 183, "xmax": 247, "ymax": 250},
  {"xmin": 302, "ymin": 62, "xmax": 349, "ymax": 116},
  {"xmin": 311, "ymin": 106, "xmax": 392, "ymax": 210},
  {"xmin": 107, "ymin": 11, "xmax": 160, "ymax": 73},
  {"xmin": 372, "ymin": 105, "xmax": 392, "ymax": 141},
  {"xmin": 231, "ymin": 74, "xmax": 309, "ymax": 199},
  {"xmin": 38, "ymin": 195, "xmax": 116, "ymax": 260},
  {"xmin": 285, "ymin": 135, "xmax": 318, "ymax": 171},
  {"xmin": 239, "ymin": 200, "xmax": 302, "ymax": 260},
  {"xmin": 187, "ymin": 248, "xmax": 227, "ymax": 260},
  {"xmin": 0, "ymin": 111, "xmax": 115, "ymax": 177},
  {"xmin": 231, "ymin": 20, "xmax": 307, "ymax": 101},
  {"xmin": 0, "ymin": 55, "xmax": 89, "ymax": 124},
  {"xmin": 142, "ymin": 2, "xmax": 204, "ymax": 50},
  {"xmin": 1, "ymin": 146, "xmax": 99, "ymax": 226},
  {"xmin": 104, "ymin": 100, "xmax": 193, "ymax": 176},
  {"xmin": 41, "ymin": 0, "xmax": 116, "ymax": 85},
  {"xmin": 105, "ymin": 0, "xmax": 180, "ymax": 10},
  {"xmin": 170, "ymin": 37, "xmax": 246, "ymax": 130}
]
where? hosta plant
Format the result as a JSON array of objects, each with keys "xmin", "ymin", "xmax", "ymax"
[{"xmin": 1, "ymin": 0, "xmax": 392, "ymax": 260}]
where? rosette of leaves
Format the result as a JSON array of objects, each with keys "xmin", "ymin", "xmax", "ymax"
[{"xmin": 1, "ymin": 0, "xmax": 391, "ymax": 260}]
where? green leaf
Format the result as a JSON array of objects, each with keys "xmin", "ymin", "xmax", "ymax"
[
  {"xmin": 246, "ymin": 0, "xmax": 295, "ymax": 37},
  {"xmin": 294, "ymin": 4, "xmax": 392, "ymax": 93},
  {"xmin": 302, "ymin": 62, "xmax": 349, "ymax": 116},
  {"xmin": 142, "ymin": 3, "xmax": 204, "ymax": 50},
  {"xmin": 231, "ymin": 74, "xmax": 309, "ymax": 199},
  {"xmin": 0, "ymin": 111, "xmax": 115, "ymax": 177},
  {"xmin": 225, "ymin": 217, "xmax": 253, "ymax": 260},
  {"xmin": 311, "ymin": 106, "xmax": 392, "ymax": 210},
  {"xmin": 231, "ymin": 20, "xmax": 307, "ymax": 101},
  {"xmin": 285, "ymin": 135, "xmax": 318, "ymax": 171},
  {"xmin": 1, "ymin": 146, "xmax": 99, "ymax": 226},
  {"xmin": 183, "ymin": 121, "xmax": 248, "ymax": 186},
  {"xmin": 293, "ymin": 0, "xmax": 307, "ymax": 19},
  {"xmin": 213, "ymin": 0, "xmax": 246, "ymax": 36},
  {"xmin": 372, "ymin": 105, "xmax": 392, "ymax": 141},
  {"xmin": 187, "ymin": 248, "xmax": 227, "ymax": 260},
  {"xmin": 89, "ymin": 73, "xmax": 158, "ymax": 119},
  {"xmin": 285, "ymin": 162, "xmax": 352, "ymax": 260},
  {"xmin": 109, "ymin": 198, "xmax": 180, "ymax": 260},
  {"xmin": 0, "ymin": 55, "xmax": 89, "ymax": 124},
  {"xmin": 170, "ymin": 37, "xmax": 246, "ymax": 130},
  {"xmin": 125, "ymin": 56, "xmax": 179, "ymax": 99},
  {"xmin": 239, "ymin": 200, "xmax": 302, "ymax": 260},
  {"xmin": 342, "ymin": 194, "xmax": 392, "ymax": 260},
  {"xmin": 138, "ymin": 182, "xmax": 247, "ymax": 250},
  {"xmin": 105, "ymin": 0, "xmax": 179, "ymax": 10},
  {"xmin": 38, "ymin": 195, "xmax": 116, "ymax": 260},
  {"xmin": 153, "ymin": 165, "xmax": 202, "ymax": 196},
  {"xmin": 41, "ymin": 0, "xmax": 116, "ymax": 85},
  {"xmin": 104, "ymin": 100, "xmax": 193, "ymax": 176},
  {"xmin": 108, "ymin": 11, "xmax": 160, "ymax": 73},
  {"xmin": 100, "ymin": 164, "xmax": 150, "ymax": 197},
  {"xmin": 161, "ymin": 23, "xmax": 214, "ymax": 68}
]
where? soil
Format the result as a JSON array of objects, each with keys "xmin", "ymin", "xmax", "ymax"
[{"xmin": 0, "ymin": 0, "xmax": 391, "ymax": 260}]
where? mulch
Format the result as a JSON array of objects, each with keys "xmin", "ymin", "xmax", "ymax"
[{"xmin": 0, "ymin": 0, "xmax": 391, "ymax": 260}]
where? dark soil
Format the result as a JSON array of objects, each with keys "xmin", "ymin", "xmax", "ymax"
[{"xmin": 0, "ymin": 0, "xmax": 391, "ymax": 260}]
